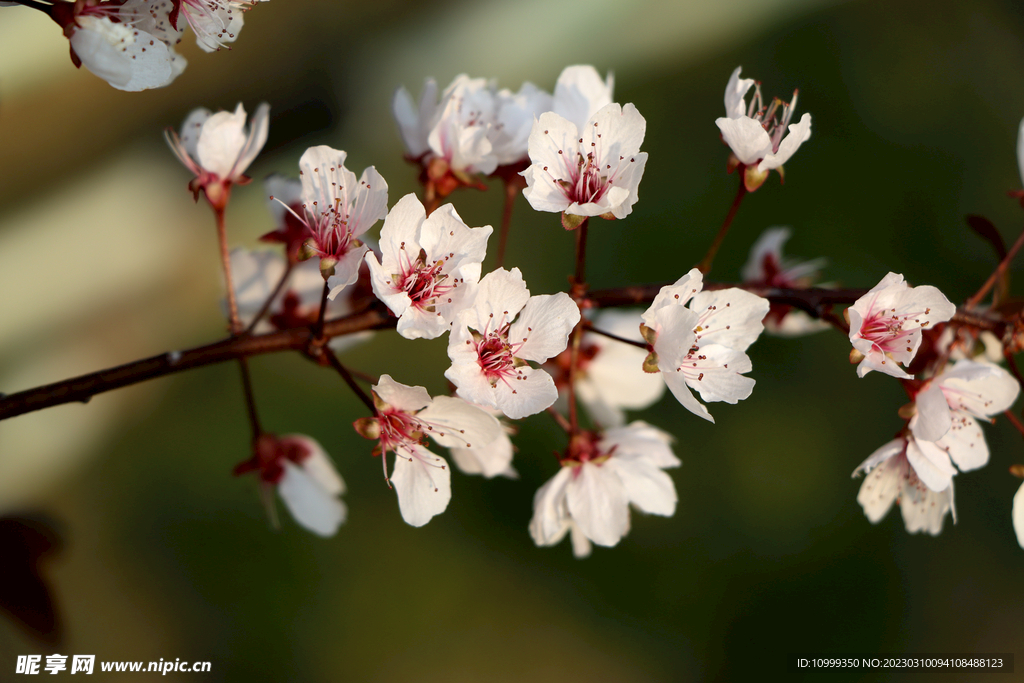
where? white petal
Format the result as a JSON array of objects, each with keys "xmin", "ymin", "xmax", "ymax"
[
  {"xmin": 277, "ymin": 461, "xmax": 346, "ymax": 537},
  {"xmin": 602, "ymin": 421, "xmax": 680, "ymax": 469},
  {"xmin": 906, "ymin": 438, "xmax": 957, "ymax": 493},
  {"xmin": 345, "ymin": 166, "xmax": 389, "ymax": 238},
  {"xmin": 490, "ymin": 367, "xmax": 559, "ymax": 420},
  {"xmin": 910, "ymin": 382, "xmax": 952, "ymax": 443},
  {"xmin": 377, "ymin": 193, "xmax": 427, "ymax": 271},
  {"xmin": 852, "ymin": 437, "xmax": 905, "ymax": 478},
  {"xmin": 715, "ymin": 116, "xmax": 773, "ymax": 166},
  {"xmin": 523, "ymin": 112, "xmax": 579, "ymax": 213},
  {"xmin": 177, "ymin": 107, "xmax": 213, "ymax": 162},
  {"xmin": 390, "ymin": 446, "xmax": 451, "ymax": 527},
  {"xmin": 326, "ymin": 243, "xmax": 369, "ymax": 298},
  {"xmin": 512, "ymin": 293, "xmax": 581, "ymax": 363},
  {"xmin": 938, "ymin": 360, "xmax": 1020, "ymax": 419},
  {"xmin": 231, "ymin": 248, "xmax": 287, "ymax": 329},
  {"xmin": 854, "ymin": 441, "xmax": 903, "ymax": 524},
  {"xmin": 581, "ymin": 310, "xmax": 665, "ymax": 415},
  {"xmin": 449, "ymin": 429, "xmax": 516, "ymax": 479},
  {"xmin": 724, "ymin": 66, "xmax": 755, "ymax": 119},
  {"xmin": 940, "ymin": 413, "xmax": 989, "ymax": 472},
  {"xmin": 69, "ymin": 22, "xmax": 132, "ymax": 88},
  {"xmin": 662, "ymin": 369, "xmax": 713, "ymax": 422},
  {"xmin": 231, "ymin": 102, "xmax": 269, "ymax": 179},
  {"xmin": 419, "ymin": 203, "xmax": 492, "ymax": 280},
  {"xmin": 758, "ymin": 113, "xmax": 812, "ymax": 171},
  {"xmin": 466, "ymin": 267, "xmax": 531, "ymax": 329},
  {"xmin": 741, "ymin": 227, "xmax": 789, "ymax": 282},
  {"xmin": 553, "ymin": 65, "xmax": 614, "ymax": 132},
  {"xmin": 418, "ymin": 396, "xmax": 503, "ymax": 451},
  {"xmin": 570, "ymin": 524, "xmax": 593, "ymax": 558},
  {"xmin": 196, "ymin": 103, "xmax": 250, "ymax": 178},
  {"xmin": 899, "ymin": 475, "xmax": 954, "ymax": 536},
  {"xmin": 606, "ymin": 457, "xmax": 677, "ymax": 517},
  {"xmin": 298, "ymin": 145, "xmax": 349, "ymax": 213},
  {"xmin": 642, "ymin": 268, "xmax": 704, "ymax": 324},
  {"xmin": 529, "ymin": 467, "xmax": 573, "ymax": 546},
  {"xmin": 689, "ymin": 288, "xmax": 769, "ymax": 353},
  {"xmin": 373, "ymin": 375, "xmax": 431, "ymax": 413},
  {"xmin": 365, "ymin": 250, "xmax": 413, "ymax": 320},
  {"xmin": 1013, "ymin": 481, "xmax": 1024, "ymax": 548},
  {"xmin": 296, "ymin": 441, "xmax": 345, "ymax": 496},
  {"xmin": 566, "ymin": 463, "xmax": 630, "ymax": 547}
]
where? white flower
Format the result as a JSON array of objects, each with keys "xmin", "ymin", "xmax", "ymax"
[
  {"xmin": 445, "ymin": 268, "xmax": 580, "ymax": 419},
  {"xmin": 529, "ymin": 422, "xmax": 679, "ymax": 558},
  {"xmin": 490, "ymin": 82, "xmax": 554, "ymax": 166},
  {"xmin": 640, "ymin": 268, "xmax": 769, "ymax": 422},
  {"xmin": 354, "ymin": 375, "xmax": 503, "ymax": 527},
  {"xmin": 1014, "ymin": 479, "xmax": 1024, "ymax": 549},
  {"xmin": 234, "ymin": 433, "xmax": 346, "ymax": 537},
  {"xmin": 68, "ymin": 12, "xmax": 182, "ymax": 92},
  {"xmin": 176, "ymin": 0, "xmax": 252, "ymax": 52},
  {"xmin": 936, "ymin": 325, "xmax": 1004, "ymax": 364},
  {"xmin": 447, "ymin": 402, "xmax": 518, "ymax": 479},
  {"xmin": 547, "ymin": 309, "xmax": 665, "ymax": 427},
  {"xmin": 741, "ymin": 227, "xmax": 829, "ymax": 337},
  {"xmin": 522, "ymin": 102, "xmax": 647, "ymax": 224},
  {"xmin": 909, "ymin": 359, "xmax": 1019, "ymax": 450},
  {"xmin": 393, "ymin": 78, "xmax": 442, "ymax": 160},
  {"xmin": 286, "ymin": 145, "xmax": 388, "ymax": 295},
  {"xmin": 230, "ymin": 248, "xmax": 372, "ymax": 352},
  {"xmin": 848, "ymin": 272, "xmax": 957, "ymax": 379},
  {"xmin": 426, "ymin": 75, "xmax": 501, "ymax": 177},
  {"xmin": 366, "ymin": 193, "xmax": 492, "ymax": 340},
  {"xmin": 854, "ymin": 437, "xmax": 955, "ymax": 536},
  {"xmin": 165, "ymin": 102, "xmax": 270, "ymax": 208},
  {"xmin": 551, "ymin": 65, "xmax": 614, "ymax": 133},
  {"xmin": 714, "ymin": 66, "xmax": 812, "ymax": 191}
]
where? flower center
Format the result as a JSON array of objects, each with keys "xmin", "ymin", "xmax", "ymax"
[{"xmin": 398, "ymin": 250, "xmax": 452, "ymax": 308}]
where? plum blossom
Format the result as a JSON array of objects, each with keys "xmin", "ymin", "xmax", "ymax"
[
  {"xmin": 551, "ymin": 65, "xmax": 614, "ymax": 133},
  {"xmin": 848, "ymin": 273, "xmax": 956, "ymax": 379},
  {"xmin": 174, "ymin": 0, "xmax": 259, "ymax": 52},
  {"xmin": 1014, "ymin": 479, "xmax": 1024, "ymax": 549},
  {"xmin": 353, "ymin": 375, "xmax": 503, "ymax": 526},
  {"xmin": 547, "ymin": 309, "xmax": 665, "ymax": 427},
  {"xmin": 853, "ymin": 437, "xmax": 955, "ymax": 536},
  {"xmin": 741, "ymin": 227, "xmax": 829, "ymax": 336},
  {"xmin": 166, "ymin": 102, "xmax": 270, "ymax": 210},
  {"xmin": 366, "ymin": 193, "xmax": 492, "ymax": 340},
  {"xmin": 281, "ymin": 146, "xmax": 388, "ymax": 296},
  {"xmin": 394, "ymin": 78, "xmax": 441, "ymax": 160},
  {"xmin": 446, "ymin": 268, "xmax": 581, "ymax": 419},
  {"xmin": 529, "ymin": 422, "xmax": 679, "ymax": 558},
  {"xmin": 233, "ymin": 433, "xmax": 346, "ymax": 537},
  {"xmin": 447, "ymin": 403, "xmax": 518, "ymax": 479},
  {"xmin": 640, "ymin": 268, "xmax": 769, "ymax": 422},
  {"xmin": 715, "ymin": 66, "xmax": 812, "ymax": 191},
  {"xmin": 522, "ymin": 102, "xmax": 647, "ymax": 228},
  {"xmin": 490, "ymin": 82, "xmax": 554, "ymax": 167},
  {"xmin": 66, "ymin": 0, "xmax": 186, "ymax": 92},
  {"xmin": 908, "ymin": 359, "xmax": 1019, "ymax": 451},
  {"xmin": 230, "ymin": 248, "xmax": 372, "ymax": 352}
]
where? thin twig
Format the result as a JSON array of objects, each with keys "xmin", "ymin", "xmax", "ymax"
[
  {"xmin": 583, "ymin": 321, "xmax": 647, "ymax": 349},
  {"xmin": 215, "ymin": 208, "xmax": 241, "ymax": 334},
  {"xmin": 495, "ymin": 179, "xmax": 518, "ymax": 269},
  {"xmin": 237, "ymin": 358, "xmax": 262, "ymax": 440},
  {"xmin": 546, "ymin": 406, "xmax": 572, "ymax": 433},
  {"xmin": 244, "ymin": 261, "xmax": 294, "ymax": 335},
  {"xmin": 322, "ymin": 347, "xmax": 376, "ymax": 413},
  {"xmin": 1002, "ymin": 409, "xmax": 1024, "ymax": 440},
  {"xmin": 697, "ymin": 179, "xmax": 747, "ymax": 274},
  {"xmin": 314, "ymin": 282, "xmax": 330, "ymax": 339},
  {"xmin": 966, "ymin": 221, "xmax": 1024, "ymax": 309}
]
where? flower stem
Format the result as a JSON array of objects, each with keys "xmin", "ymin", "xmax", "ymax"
[
  {"xmin": 215, "ymin": 208, "xmax": 241, "ymax": 334},
  {"xmin": 237, "ymin": 358, "xmax": 262, "ymax": 440},
  {"xmin": 495, "ymin": 179, "xmax": 518, "ymax": 269},
  {"xmin": 244, "ymin": 262, "xmax": 294, "ymax": 335},
  {"xmin": 546, "ymin": 406, "xmax": 572, "ymax": 433},
  {"xmin": 314, "ymin": 282, "xmax": 330, "ymax": 339},
  {"xmin": 697, "ymin": 179, "xmax": 747, "ymax": 274},
  {"xmin": 966, "ymin": 221, "xmax": 1024, "ymax": 309},
  {"xmin": 583, "ymin": 320, "xmax": 647, "ymax": 349},
  {"xmin": 567, "ymin": 218, "xmax": 590, "ymax": 436},
  {"xmin": 322, "ymin": 347, "xmax": 376, "ymax": 413},
  {"xmin": 574, "ymin": 219, "xmax": 590, "ymax": 287}
]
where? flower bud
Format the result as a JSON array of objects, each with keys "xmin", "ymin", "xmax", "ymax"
[{"xmin": 353, "ymin": 417, "xmax": 380, "ymax": 440}]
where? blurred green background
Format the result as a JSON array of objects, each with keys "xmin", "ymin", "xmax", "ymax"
[{"xmin": 2, "ymin": 0, "xmax": 1024, "ymax": 680}]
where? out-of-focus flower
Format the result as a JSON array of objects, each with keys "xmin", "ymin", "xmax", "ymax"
[
  {"xmin": 547, "ymin": 309, "xmax": 665, "ymax": 427},
  {"xmin": 741, "ymin": 227, "xmax": 829, "ymax": 336},
  {"xmin": 847, "ymin": 272, "xmax": 956, "ymax": 379},
  {"xmin": 354, "ymin": 375, "xmax": 502, "ymax": 527},
  {"xmin": 490, "ymin": 82, "xmax": 553, "ymax": 167},
  {"xmin": 165, "ymin": 102, "xmax": 270, "ymax": 210},
  {"xmin": 175, "ymin": 0, "xmax": 255, "ymax": 52},
  {"xmin": 366, "ymin": 193, "xmax": 491, "ymax": 340},
  {"xmin": 853, "ymin": 436, "xmax": 954, "ymax": 536},
  {"xmin": 551, "ymin": 65, "xmax": 614, "ymax": 133},
  {"xmin": 233, "ymin": 433, "xmax": 346, "ymax": 537},
  {"xmin": 446, "ymin": 268, "xmax": 580, "ymax": 419},
  {"xmin": 1014, "ymin": 477, "xmax": 1024, "ymax": 549},
  {"xmin": 522, "ymin": 103, "xmax": 647, "ymax": 228},
  {"xmin": 285, "ymin": 146, "xmax": 388, "ymax": 296},
  {"xmin": 715, "ymin": 66, "xmax": 812, "ymax": 192},
  {"xmin": 640, "ymin": 268, "xmax": 769, "ymax": 422},
  {"xmin": 529, "ymin": 422, "xmax": 679, "ymax": 558}
]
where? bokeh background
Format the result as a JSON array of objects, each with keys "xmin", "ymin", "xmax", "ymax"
[{"xmin": 2, "ymin": 0, "xmax": 1024, "ymax": 680}]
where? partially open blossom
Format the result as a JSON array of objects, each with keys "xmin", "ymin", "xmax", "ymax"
[
  {"xmin": 166, "ymin": 102, "xmax": 270, "ymax": 210},
  {"xmin": 233, "ymin": 433, "xmax": 346, "ymax": 537},
  {"xmin": 715, "ymin": 66, "xmax": 812, "ymax": 192},
  {"xmin": 741, "ymin": 227, "xmax": 829, "ymax": 336},
  {"xmin": 547, "ymin": 309, "xmax": 665, "ymax": 427},
  {"xmin": 285, "ymin": 146, "xmax": 388, "ymax": 296},
  {"xmin": 353, "ymin": 375, "xmax": 503, "ymax": 526},
  {"xmin": 366, "ymin": 193, "xmax": 492, "ymax": 340},
  {"xmin": 522, "ymin": 102, "xmax": 647, "ymax": 228},
  {"xmin": 446, "ymin": 268, "xmax": 580, "ymax": 419},
  {"xmin": 640, "ymin": 268, "xmax": 769, "ymax": 422},
  {"xmin": 529, "ymin": 422, "xmax": 679, "ymax": 558},
  {"xmin": 848, "ymin": 272, "xmax": 956, "ymax": 379},
  {"xmin": 65, "ymin": 0, "xmax": 186, "ymax": 92},
  {"xmin": 909, "ymin": 359, "xmax": 1019, "ymax": 449},
  {"xmin": 854, "ymin": 437, "xmax": 955, "ymax": 536}
]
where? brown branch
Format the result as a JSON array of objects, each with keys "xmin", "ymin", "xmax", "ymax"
[
  {"xmin": 697, "ymin": 179, "xmax": 747, "ymax": 274},
  {"xmin": 0, "ymin": 305, "xmax": 394, "ymax": 422}
]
